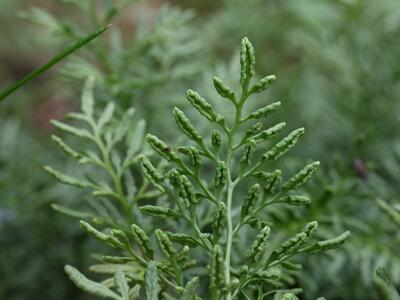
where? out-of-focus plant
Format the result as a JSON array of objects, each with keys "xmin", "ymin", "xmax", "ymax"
[
  {"xmin": 0, "ymin": 4, "xmax": 108, "ymax": 300},
  {"xmin": 283, "ymin": 1, "xmax": 400, "ymax": 297},
  {"xmin": 374, "ymin": 198, "xmax": 400, "ymax": 300},
  {"xmin": 0, "ymin": 2, "xmax": 208, "ymax": 299},
  {"xmin": 21, "ymin": 1, "xmax": 209, "ymax": 131},
  {"xmin": 0, "ymin": 119, "xmax": 93, "ymax": 300}
]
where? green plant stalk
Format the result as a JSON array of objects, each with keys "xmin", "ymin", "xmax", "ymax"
[
  {"xmin": 0, "ymin": 24, "xmax": 110, "ymax": 102},
  {"xmin": 224, "ymin": 79, "xmax": 250, "ymax": 300},
  {"xmin": 88, "ymin": 117, "xmax": 134, "ymax": 223}
]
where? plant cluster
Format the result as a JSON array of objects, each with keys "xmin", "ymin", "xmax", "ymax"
[
  {"xmin": 47, "ymin": 38, "xmax": 350, "ymax": 299},
  {"xmin": 1, "ymin": 2, "xmax": 210, "ymax": 299},
  {"xmin": 2, "ymin": 1, "xmax": 400, "ymax": 299},
  {"xmin": 21, "ymin": 1, "xmax": 207, "ymax": 116},
  {"xmin": 203, "ymin": 1, "xmax": 400, "ymax": 298}
]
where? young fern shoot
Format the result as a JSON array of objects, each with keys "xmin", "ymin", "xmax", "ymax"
[
  {"xmin": 139, "ymin": 37, "xmax": 350, "ymax": 299},
  {"xmin": 51, "ymin": 38, "xmax": 350, "ymax": 300}
]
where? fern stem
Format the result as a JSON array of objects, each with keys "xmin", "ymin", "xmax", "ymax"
[{"xmin": 224, "ymin": 83, "xmax": 249, "ymax": 300}]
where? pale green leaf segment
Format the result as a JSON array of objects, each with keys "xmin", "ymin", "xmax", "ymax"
[
  {"xmin": 65, "ymin": 265, "xmax": 121, "ymax": 300},
  {"xmin": 377, "ymin": 199, "xmax": 400, "ymax": 228},
  {"xmin": 49, "ymin": 38, "xmax": 350, "ymax": 300},
  {"xmin": 374, "ymin": 267, "xmax": 400, "ymax": 300}
]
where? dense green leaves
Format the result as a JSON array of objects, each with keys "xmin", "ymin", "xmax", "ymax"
[
  {"xmin": 6, "ymin": 1, "xmax": 400, "ymax": 299},
  {"xmin": 47, "ymin": 37, "xmax": 350, "ymax": 300}
]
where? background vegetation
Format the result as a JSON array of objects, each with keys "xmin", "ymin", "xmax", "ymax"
[{"xmin": 1, "ymin": 0, "xmax": 399, "ymax": 299}]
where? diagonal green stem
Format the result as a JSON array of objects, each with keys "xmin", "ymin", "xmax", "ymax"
[{"xmin": 0, "ymin": 24, "xmax": 110, "ymax": 102}]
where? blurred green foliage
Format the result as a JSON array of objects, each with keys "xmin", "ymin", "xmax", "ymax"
[{"xmin": 1, "ymin": 0, "xmax": 400, "ymax": 299}]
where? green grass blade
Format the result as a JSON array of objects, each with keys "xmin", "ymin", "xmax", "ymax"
[{"xmin": 0, "ymin": 24, "xmax": 110, "ymax": 102}]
